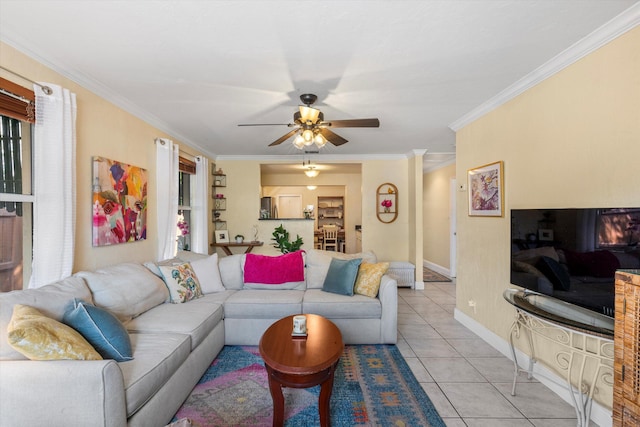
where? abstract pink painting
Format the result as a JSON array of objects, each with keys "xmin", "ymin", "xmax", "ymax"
[{"xmin": 92, "ymin": 156, "xmax": 147, "ymax": 246}]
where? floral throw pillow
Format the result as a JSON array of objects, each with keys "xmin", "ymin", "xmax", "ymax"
[{"xmin": 159, "ymin": 263, "xmax": 204, "ymax": 303}]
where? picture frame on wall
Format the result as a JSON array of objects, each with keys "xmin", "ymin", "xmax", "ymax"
[
  {"xmin": 468, "ymin": 160, "xmax": 504, "ymax": 217},
  {"xmin": 214, "ymin": 230, "xmax": 229, "ymax": 243}
]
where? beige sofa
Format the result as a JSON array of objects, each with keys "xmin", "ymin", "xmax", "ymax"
[{"xmin": 0, "ymin": 249, "xmax": 397, "ymax": 427}]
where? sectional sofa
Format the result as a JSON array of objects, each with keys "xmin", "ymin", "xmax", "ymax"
[{"xmin": 0, "ymin": 249, "xmax": 397, "ymax": 427}]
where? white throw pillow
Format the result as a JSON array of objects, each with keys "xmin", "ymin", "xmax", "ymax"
[{"xmin": 190, "ymin": 253, "xmax": 225, "ymax": 293}]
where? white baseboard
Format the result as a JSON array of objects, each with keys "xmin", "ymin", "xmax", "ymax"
[
  {"xmin": 453, "ymin": 309, "xmax": 612, "ymax": 427},
  {"xmin": 423, "ymin": 260, "xmax": 451, "ymax": 278},
  {"xmin": 414, "ymin": 280, "xmax": 424, "ymax": 290}
]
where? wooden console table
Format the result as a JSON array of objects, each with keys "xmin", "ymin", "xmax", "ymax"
[{"xmin": 210, "ymin": 241, "xmax": 263, "ymax": 255}]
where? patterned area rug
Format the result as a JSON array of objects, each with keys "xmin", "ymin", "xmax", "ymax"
[
  {"xmin": 173, "ymin": 345, "xmax": 445, "ymax": 426},
  {"xmin": 423, "ymin": 267, "xmax": 452, "ymax": 282}
]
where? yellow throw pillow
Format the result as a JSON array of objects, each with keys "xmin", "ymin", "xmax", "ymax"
[
  {"xmin": 7, "ymin": 304, "xmax": 102, "ymax": 361},
  {"xmin": 354, "ymin": 262, "xmax": 390, "ymax": 298}
]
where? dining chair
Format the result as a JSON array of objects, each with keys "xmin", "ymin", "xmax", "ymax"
[{"xmin": 322, "ymin": 227, "xmax": 338, "ymax": 251}]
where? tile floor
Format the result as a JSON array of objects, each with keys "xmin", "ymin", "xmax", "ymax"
[{"xmin": 398, "ymin": 280, "xmax": 600, "ymax": 427}]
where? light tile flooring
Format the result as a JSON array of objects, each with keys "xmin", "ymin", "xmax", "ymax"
[{"xmin": 398, "ymin": 281, "xmax": 600, "ymax": 427}]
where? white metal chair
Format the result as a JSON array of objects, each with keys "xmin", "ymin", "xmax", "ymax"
[{"xmin": 322, "ymin": 227, "xmax": 338, "ymax": 251}]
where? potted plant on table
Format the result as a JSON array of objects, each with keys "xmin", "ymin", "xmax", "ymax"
[{"xmin": 235, "ymin": 234, "xmax": 244, "ymax": 244}]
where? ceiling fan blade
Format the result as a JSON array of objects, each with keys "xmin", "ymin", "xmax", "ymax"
[
  {"xmin": 319, "ymin": 128, "xmax": 348, "ymax": 146},
  {"xmin": 322, "ymin": 118, "xmax": 380, "ymax": 128},
  {"xmin": 238, "ymin": 123, "xmax": 292, "ymax": 126},
  {"xmin": 268, "ymin": 128, "xmax": 300, "ymax": 146}
]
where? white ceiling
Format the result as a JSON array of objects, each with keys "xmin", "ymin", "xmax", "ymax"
[{"xmin": 1, "ymin": 1, "xmax": 637, "ymax": 169}]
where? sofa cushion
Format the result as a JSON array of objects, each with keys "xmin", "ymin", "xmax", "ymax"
[
  {"xmin": 354, "ymin": 262, "xmax": 390, "ymax": 298},
  {"xmin": 125, "ymin": 295, "xmax": 226, "ymax": 350},
  {"xmin": 242, "ymin": 251, "xmax": 305, "ymax": 290},
  {"xmin": 224, "ymin": 290, "xmax": 304, "ymax": 319},
  {"xmin": 303, "ymin": 289, "xmax": 382, "ymax": 319},
  {"xmin": 218, "ymin": 254, "xmax": 244, "ymax": 290},
  {"xmin": 159, "ymin": 263, "xmax": 204, "ymax": 303},
  {"xmin": 120, "ymin": 332, "xmax": 190, "ymax": 417},
  {"xmin": 189, "ymin": 253, "xmax": 225, "ymax": 293},
  {"xmin": 76, "ymin": 263, "xmax": 168, "ymax": 322},
  {"xmin": 305, "ymin": 249, "xmax": 377, "ymax": 289},
  {"xmin": 322, "ymin": 258, "xmax": 362, "ymax": 296},
  {"xmin": 0, "ymin": 276, "xmax": 92, "ymax": 360},
  {"xmin": 7, "ymin": 304, "xmax": 102, "ymax": 361},
  {"xmin": 63, "ymin": 299, "xmax": 133, "ymax": 361}
]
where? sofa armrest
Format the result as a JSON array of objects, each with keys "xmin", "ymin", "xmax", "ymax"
[
  {"xmin": 378, "ymin": 274, "xmax": 398, "ymax": 344},
  {"xmin": 0, "ymin": 359, "xmax": 127, "ymax": 427}
]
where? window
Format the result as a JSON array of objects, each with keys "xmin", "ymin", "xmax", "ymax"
[
  {"xmin": 177, "ymin": 157, "xmax": 196, "ymax": 251},
  {"xmin": 0, "ymin": 114, "xmax": 33, "ymax": 291}
]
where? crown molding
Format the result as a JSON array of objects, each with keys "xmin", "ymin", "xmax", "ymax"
[
  {"xmin": 423, "ymin": 158, "xmax": 456, "ymax": 173},
  {"xmin": 449, "ymin": 3, "xmax": 640, "ymax": 132},
  {"xmin": 215, "ymin": 153, "xmax": 411, "ymax": 162}
]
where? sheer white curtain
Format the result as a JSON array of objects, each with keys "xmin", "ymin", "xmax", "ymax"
[
  {"xmin": 191, "ymin": 156, "xmax": 209, "ymax": 253},
  {"xmin": 156, "ymin": 138, "xmax": 179, "ymax": 260},
  {"xmin": 29, "ymin": 83, "xmax": 76, "ymax": 288}
]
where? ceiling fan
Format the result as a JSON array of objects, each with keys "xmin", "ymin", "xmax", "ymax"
[{"xmin": 238, "ymin": 93, "xmax": 380, "ymax": 149}]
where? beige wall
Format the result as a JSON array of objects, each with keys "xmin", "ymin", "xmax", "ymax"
[
  {"xmin": 361, "ymin": 159, "xmax": 411, "ymax": 262},
  {"xmin": 455, "ymin": 27, "xmax": 640, "ymax": 406},
  {"xmin": 1, "ymin": 42, "xmax": 211, "ymax": 272},
  {"xmin": 423, "ymin": 162, "xmax": 456, "ymax": 270}
]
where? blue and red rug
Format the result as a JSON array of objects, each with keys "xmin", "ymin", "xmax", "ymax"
[{"xmin": 173, "ymin": 344, "xmax": 445, "ymax": 426}]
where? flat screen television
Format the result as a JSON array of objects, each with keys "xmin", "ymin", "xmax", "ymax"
[{"xmin": 510, "ymin": 208, "xmax": 640, "ymax": 317}]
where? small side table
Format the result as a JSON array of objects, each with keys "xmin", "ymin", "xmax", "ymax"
[
  {"xmin": 259, "ymin": 314, "xmax": 343, "ymax": 427},
  {"xmin": 210, "ymin": 241, "xmax": 263, "ymax": 256}
]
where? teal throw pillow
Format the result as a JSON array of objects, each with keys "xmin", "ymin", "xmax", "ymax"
[
  {"xmin": 63, "ymin": 299, "xmax": 133, "ymax": 362},
  {"xmin": 322, "ymin": 258, "xmax": 363, "ymax": 296}
]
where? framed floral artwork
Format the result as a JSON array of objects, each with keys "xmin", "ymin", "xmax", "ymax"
[
  {"xmin": 468, "ymin": 161, "xmax": 504, "ymax": 217},
  {"xmin": 92, "ymin": 156, "xmax": 147, "ymax": 246}
]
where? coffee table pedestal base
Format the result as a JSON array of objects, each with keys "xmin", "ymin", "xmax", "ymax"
[{"xmin": 265, "ymin": 361, "xmax": 339, "ymax": 427}]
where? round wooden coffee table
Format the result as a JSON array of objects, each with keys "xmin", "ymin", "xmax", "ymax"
[{"xmin": 259, "ymin": 314, "xmax": 344, "ymax": 427}]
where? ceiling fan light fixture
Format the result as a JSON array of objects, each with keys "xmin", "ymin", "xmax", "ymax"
[
  {"xmin": 293, "ymin": 134, "xmax": 305, "ymax": 149},
  {"xmin": 299, "ymin": 105, "xmax": 321, "ymax": 124},
  {"xmin": 302, "ymin": 129, "xmax": 314, "ymax": 143},
  {"xmin": 314, "ymin": 133, "xmax": 327, "ymax": 148},
  {"xmin": 307, "ymin": 185, "xmax": 317, "ymax": 190}
]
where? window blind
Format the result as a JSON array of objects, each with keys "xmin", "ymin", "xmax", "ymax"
[{"xmin": 0, "ymin": 77, "xmax": 35, "ymax": 123}]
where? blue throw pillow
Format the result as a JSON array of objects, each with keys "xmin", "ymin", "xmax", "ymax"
[
  {"xmin": 322, "ymin": 258, "xmax": 363, "ymax": 296},
  {"xmin": 63, "ymin": 299, "xmax": 133, "ymax": 362}
]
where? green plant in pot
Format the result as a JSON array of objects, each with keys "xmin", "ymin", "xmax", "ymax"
[
  {"xmin": 271, "ymin": 225, "xmax": 303, "ymax": 253},
  {"xmin": 234, "ymin": 234, "xmax": 244, "ymax": 243}
]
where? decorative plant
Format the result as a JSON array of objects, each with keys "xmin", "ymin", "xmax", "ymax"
[
  {"xmin": 381, "ymin": 199, "xmax": 393, "ymax": 208},
  {"xmin": 271, "ymin": 225, "xmax": 303, "ymax": 253},
  {"xmin": 177, "ymin": 219, "xmax": 189, "ymax": 236},
  {"xmin": 234, "ymin": 234, "xmax": 244, "ymax": 243}
]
